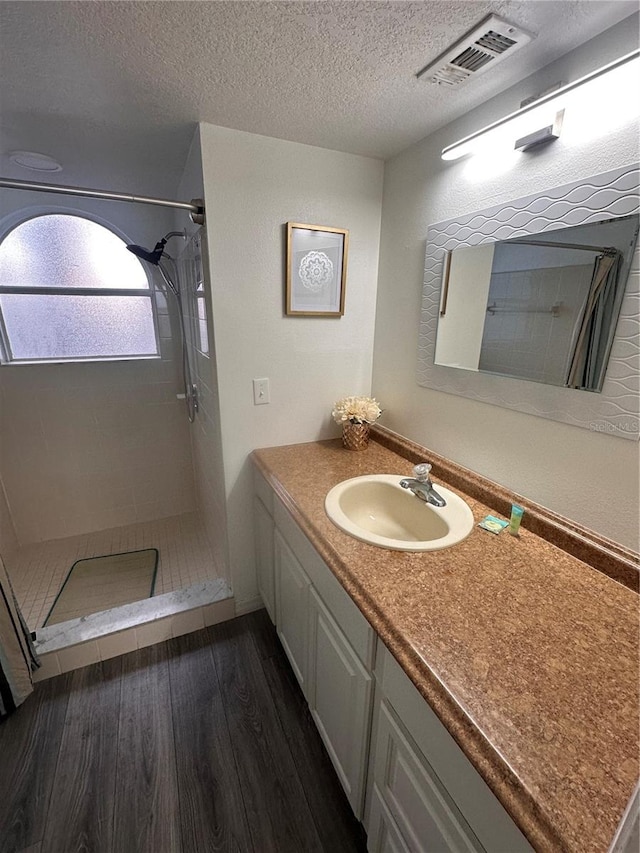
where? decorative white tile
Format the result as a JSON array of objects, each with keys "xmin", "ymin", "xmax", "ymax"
[
  {"xmin": 136, "ymin": 617, "xmax": 173, "ymax": 648},
  {"xmin": 98, "ymin": 628, "xmax": 138, "ymax": 660},
  {"xmin": 203, "ymin": 598, "xmax": 235, "ymax": 627},
  {"xmin": 57, "ymin": 641, "xmax": 100, "ymax": 673},
  {"xmin": 171, "ymin": 608, "xmax": 205, "ymax": 638}
]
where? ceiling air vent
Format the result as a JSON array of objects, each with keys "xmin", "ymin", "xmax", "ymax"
[{"xmin": 417, "ymin": 15, "xmax": 535, "ymax": 87}]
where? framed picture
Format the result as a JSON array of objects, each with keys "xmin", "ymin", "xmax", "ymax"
[{"xmin": 286, "ymin": 222, "xmax": 349, "ymax": 316}]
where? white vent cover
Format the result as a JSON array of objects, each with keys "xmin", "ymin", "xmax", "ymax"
[{"xmin": 417, "ymin": 15, "xmax": 535, "ymax": 87}]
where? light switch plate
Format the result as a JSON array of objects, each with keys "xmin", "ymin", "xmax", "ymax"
[{"xmin": 253, "ymin": 378, "xmax": 270, "ymax": 405}]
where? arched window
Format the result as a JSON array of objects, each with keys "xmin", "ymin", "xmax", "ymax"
[{"xmin": 0, "ymin": 213, "xmax": 159, "ymax": 362}]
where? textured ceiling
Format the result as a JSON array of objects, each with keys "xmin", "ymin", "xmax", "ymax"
[{"xmin": 0, "ymin": 1, "xmax": 637, "ymax": 196}]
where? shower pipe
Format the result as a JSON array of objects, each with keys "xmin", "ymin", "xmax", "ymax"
[
  {"xmin": 127, "ymin": 233, "xmax": 199, "ymax": 424},
  {"xmin": 0, "ymin": 177, "xmax": 205, "ymax": 224},
  {"xmin": 157, "ymin": 255, "xmax": 199, "ymax": 425}
]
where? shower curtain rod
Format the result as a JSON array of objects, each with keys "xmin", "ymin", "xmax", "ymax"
[
  {"xmin": 507, "ymin": 238, "xmax": 616, "ymax": 254},
  {"xmin": 0, "ymin": 176, "xmax": 205, "ymax": 224}
]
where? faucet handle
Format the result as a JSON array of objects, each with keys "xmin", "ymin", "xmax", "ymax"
[{"xmin": 413, "ymin": 463, "xmax": 432, "ymax": 482}]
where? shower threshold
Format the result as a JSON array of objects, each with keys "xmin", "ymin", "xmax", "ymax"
[{"xmin": 33, "ymin": 577, "xmax": 234, "ymax": 681}]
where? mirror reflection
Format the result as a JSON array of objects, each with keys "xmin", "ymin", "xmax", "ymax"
[{"xmin": 434, "ymin": 215, "xmax": 639, "ymax": 392}]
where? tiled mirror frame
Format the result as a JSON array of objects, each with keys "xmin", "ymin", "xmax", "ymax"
[{"xmin": 417, "ymin": 163, "xmax": 639, "ymax": 440}]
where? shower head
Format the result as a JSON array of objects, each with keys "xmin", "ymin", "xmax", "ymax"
[
  {"xmin": 126, "ymin": 229, "xmax": 186, "ymax": 266},
  {"xmin": 126, "ymin": 240, "xmax": 166, "ymax": 265}
]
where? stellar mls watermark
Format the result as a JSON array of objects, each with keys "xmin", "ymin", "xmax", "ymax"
[{"xmin": 589, "ymin": 420, "xmax": 639, "ymax": 434}]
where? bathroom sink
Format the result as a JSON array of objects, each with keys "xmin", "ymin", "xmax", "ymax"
[{"xmin": 324, "ymin": 474, "xmax": 474, "ymax": 551}]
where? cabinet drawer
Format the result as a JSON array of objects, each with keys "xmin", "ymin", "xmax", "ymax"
[
  {"xmin": 274, "ymin": 496, "xmax": 375, "ymax": 669},
  {"xmin": 373, "ymin": 699, "xmax": 482, "ymax": 853}
]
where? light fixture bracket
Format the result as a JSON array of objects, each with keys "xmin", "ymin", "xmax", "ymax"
[{"xmin": 514, "ymin": 109, "xmax": 564, "ymax": 152}]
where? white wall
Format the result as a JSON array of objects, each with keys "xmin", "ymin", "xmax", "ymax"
[
  {"xmin": 175, "ymin": 127, "xmax": 230, "ymax": 584},
  {"xmin": 0, "ymin": 474, "xmax": 18, "ymax": 567},
  {"xmin": 199, "ymin": 123, "xmax": 383, "ymax": 606},
  {"xmin": 373, "ymin": 16, "xmax": 640, "ymax": 550},
  {"xmin": 0, "ymin": 189, "xmax": 196, "ymax": 544},
  {"xmin": 435, "ymin": 243, "xmax": 494, "ymax": 370}
]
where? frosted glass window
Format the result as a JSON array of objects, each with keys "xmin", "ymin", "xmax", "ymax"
[
  {"xmin": 0, "ymin": 295, "xmax": 157, "ymax": 360},
  {"xmin": 0, "ymin": 214, "xmax": 159, "ymax": 362},
  {"xmin": 0, "ymin": 214, "xmax": 148, "ymax": 289}
]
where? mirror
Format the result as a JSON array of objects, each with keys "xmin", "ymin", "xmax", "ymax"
[
  {"xmin": 434, "ymin": 215, "xmax": 639, "ymax": 392},
  {"xmin": 418, "ymin": 163, "xmax": 639, "ymax": 439}
]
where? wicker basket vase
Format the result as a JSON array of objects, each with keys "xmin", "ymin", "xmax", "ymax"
[{"xmin": 342, "ymin": 422, "xmax": 370, "ymax": 451}]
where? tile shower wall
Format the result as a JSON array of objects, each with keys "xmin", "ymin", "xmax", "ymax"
[
  {"xmin": 0, "ymin": 191, "xmax": 196, "ymax": 548},
  {"xmin": 0, "ymin": 355, "xmax": 195, "ymax": 545},
  {"xmin": 478, "ymin": 265, "xmax": 593, "ymax": 385}
]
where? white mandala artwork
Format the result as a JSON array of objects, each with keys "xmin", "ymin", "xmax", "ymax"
[{"xmin": 299, "ymin": 250, "xmax": 334, "ymax": 291}]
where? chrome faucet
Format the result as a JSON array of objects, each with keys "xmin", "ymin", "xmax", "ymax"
[{"xmin": 400, "ymin": 463, "xmax": 446, "ymax": 508}]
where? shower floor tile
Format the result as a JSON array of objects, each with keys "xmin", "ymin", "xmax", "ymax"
[{"xmin": 8, "ymin": 512, "xmax": 219, "ymax": 631}]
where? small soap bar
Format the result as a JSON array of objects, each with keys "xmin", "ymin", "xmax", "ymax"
[{"xmin": 478, "ymin": 515, "xmax": 509, "ymax": 534}]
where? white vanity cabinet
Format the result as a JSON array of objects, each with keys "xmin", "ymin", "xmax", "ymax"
[
  {"xmin": 367, "ymin": 697, "xmax": 481, "ymax": 853},
  {"xmin": 366, "ymin": 644, "xmax": 534, "ymax": 853},
  {"xmin": 253, "ymin": 466, "xmax": 534, "ymax": 849},
  {"xmin": 253, "ymin": 467, "xmax": 375, "ymax": 818}
]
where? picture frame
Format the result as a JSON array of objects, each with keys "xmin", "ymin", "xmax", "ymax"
[{"xmin": 286, "ymin": 222, "xmax": 349, "ymax": 316}]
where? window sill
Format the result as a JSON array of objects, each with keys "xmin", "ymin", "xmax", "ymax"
[{"xmin": 0, "ymin": 355, "xmax": 162, "ymax": 367}]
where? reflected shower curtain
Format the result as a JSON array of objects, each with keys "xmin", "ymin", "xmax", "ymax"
[
  {"xmin": 566, "ymin": 251, "xmax": 622, "ymax": 389},
  {"xmin": 0, "ymin": 554, "xmax": 39, "ymax": 719}
]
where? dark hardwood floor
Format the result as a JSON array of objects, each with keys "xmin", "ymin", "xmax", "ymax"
[{"xmin": 0, "ymin": 610, "xmax": 368, "ymax": 853}]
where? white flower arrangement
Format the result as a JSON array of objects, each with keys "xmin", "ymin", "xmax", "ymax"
[{"xmin": 332, "ymin": 396, "xmax": 382, "ymax": 426}]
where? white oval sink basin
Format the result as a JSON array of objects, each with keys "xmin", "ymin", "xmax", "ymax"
[{"xmin": 325, "ymin": 474, "xmax": 474, "ymax": 551}]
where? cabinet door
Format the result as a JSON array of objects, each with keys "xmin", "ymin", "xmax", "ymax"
[
  {"xmin": 372, "ymin": 699, "xmax": 483, "ymax": 853},
  {"xmin": 254, "ymin": 496, "xmax": 275, "ymax": 623},
  {"xmin": 274, "ymin": 529, "xmax": 310, "ymax": 694},
  {"xmin": 368, "ymin": 784, "xmax": 411, "ymax": 853},
  {"xmin": 307, "ymin": 587, "xmax": 373, "ymax": 818}
]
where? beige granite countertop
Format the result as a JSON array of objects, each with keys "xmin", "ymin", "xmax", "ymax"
[{"xmin": 252, "ymin": 435, "xmax": 639, "ymax": 853}]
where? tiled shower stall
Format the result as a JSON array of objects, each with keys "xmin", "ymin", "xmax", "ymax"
[{"xmin": 0, "ymin": 189, "xmax": 230, "ymax": 640}]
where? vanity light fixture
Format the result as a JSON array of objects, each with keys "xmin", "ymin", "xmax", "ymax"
[{"xmin": 441, "ymin": 48, "xmax": 640, "ymax": 161}]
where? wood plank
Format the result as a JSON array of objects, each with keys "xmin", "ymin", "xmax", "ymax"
[
  {"xmin": 209, "ymin": 616, "xmax": 324, "ymax": 853},
  {"xmin": 167, "ymin": 630, "xmax": 252, "ymax": 853},
  {"xmin": 42, "ymin": 658, "xmax": 123, "ymax": 853},
  {"xmin": 245, "ymin": 605, "xmax": 280, "ymax": 661},
  {"xmin": 113, "ymin": 644, "xmax": 181, "ymax": 852},
  {"xmin": 247, "ymin": 609, "xmax": 368, "ymax": 853},
  {"xmin": 1, "ymin": 621, "xmax": 368, "ymax": 853},
  {"xmin": 0, "ymin": 673, "xmax": 72, "ymax": 853}
]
